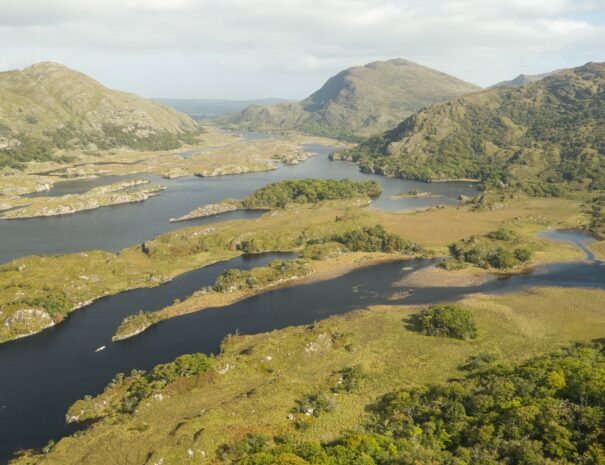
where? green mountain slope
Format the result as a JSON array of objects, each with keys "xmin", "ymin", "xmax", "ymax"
[
  {"xmin": 228, "ymin": 59, "xmax": 481, "ymax": 139},
  {"xmin": 0, "ymin": 62, "xmax": 199, "ymax": 168},
  {"xmin": 337, "ymin": 62, "xmax": 605, "ymax": 193}
]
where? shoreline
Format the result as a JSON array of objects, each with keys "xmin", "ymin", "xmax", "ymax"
[{"xmin": 112, "ymin": 252, "xmax": 413, "ymax": 341}]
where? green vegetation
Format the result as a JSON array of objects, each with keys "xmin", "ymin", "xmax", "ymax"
[
  {"xmin": 332, "ymin": 224, "xmax": 422, "ymax": 254},
  {"xmin": 299, "ymin": 242, "xmax": 347, "ymax": 260},
  {"xmin": 1, "ymin": 201, "xmax": 414, "ymax": 343},
  {"xmin": 68, "ymin": 353, "xmax": 213, "ymax": 421},
  {"xmin": 1, "ymin": 179, "xmax": 165, "ymax": 219},
  {"xmin": 587, "ymin": 193, "xmax": 605, "ymax": 239},
  {"xmin": 227, "ymin": 58, "xmax": 480, "ymax": 139},
  {"xmin": 16, "ymin": 287, "xmax": 605, "ymax": 465},
  {"xmin": 0, "ymin": 62, "xmax": 198, "ymax": 168},
  {"xmin": 173, "ymin": 179, "xmax": 378, "ymax": 222},
  {"xmin": 112, "ymin": 311, "xmax": 162, "ymax": 341},
  {"xmin": 416, "ymin": 304, "xmax": 478, "ymax": 339},
  {"xmin": 228, "ymin": 342, "xmax": 605, "ymax": 465},
  {"xmin": 449, "ymin": 228, "xmax": 534, "ymax": 269},
  {"xmin": 240, "ymin": 179, "xmax": 381, "ymax": 209},
  {"xmin": 214, "ymin": 259, "xmax": 312, "ymax": 293},
  {"xmin": 337, "ymin": 62, "xmax": 605, "ymax": 192}
]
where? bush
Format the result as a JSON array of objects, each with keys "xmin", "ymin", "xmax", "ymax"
[
  {"xmin": 120, "ymin": 353, "xmax": 213, "ymax": 413},
  {"xmin": 449, "ymin": 229, "xmax": 533, "ymax": 269},
  {"xmin": 333, "ymin": 225, "xmax": 421, "ymax": 254},
  {"xmin": 331, "ymin": 366, "xmax": 365, "ymax": 393},
  {"xmin": 300, "ymin": 242, "xmax": 346, "ymax": 260},
  {"xmin": 416, "ymin": 304, "xmax": 478, "ymax": 340},
  {"xmin": 436, "ymin": 258, "xmax": 467, "ymax": 270},
  {"xmin": 213, "ymin": 259, "xmax": 311, "ymax": 293},
  {"xmin": 241, "ymin": 179, "xmax": 381, "ymax": 209},
  {"xmin": 486, "ymin": 228, "xmax": 518, "ymax": 241}
]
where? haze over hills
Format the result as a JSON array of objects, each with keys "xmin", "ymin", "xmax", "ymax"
[
  {"xmin": 227, "ymin": 59, "xmax": 482, "ymax": 140},
  {"xmin": 336, "ymin": 62, "xmax": 605, "ymax": 193},
  {"xmin": 491, "ymin": 69, "xmax": 566, "ymax": 88},
  {"xmin": 0, "ymin": 62, "xmax": 199, "ymax": 168},
  {"xmin": 156, "ymin": 98, "xmax": 294, "ymax": 119}
]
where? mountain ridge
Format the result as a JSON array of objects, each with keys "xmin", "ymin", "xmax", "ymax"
[
  {"xmin": 336, "ymin": 61, "xmax": 605, "ymax": 193},
  {"xmin": 0, "ymin": 62, "xmax": 199, "ymax": 168},
  {"xmin": 227, "ymin": 59, "xmax": 481, "ymax": 139}
]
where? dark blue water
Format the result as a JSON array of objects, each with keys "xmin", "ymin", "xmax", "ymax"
[
  {"xmin": 0, "ymin": 146, "xmax": 478, "ymax": 264},
  {"xmin": 1, "ymin": 245, "xmax": 604, "ymax": 461},
  {"xmin": 23, "ymin": 174, "xmax": 144, "ymax": 198}
]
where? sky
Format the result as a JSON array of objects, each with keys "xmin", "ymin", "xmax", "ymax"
[{"xmin": 1, "ymin": 0, "xmax": 604, "ymax": 99}]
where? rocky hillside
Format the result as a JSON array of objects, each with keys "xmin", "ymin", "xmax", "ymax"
[
  {"xmin": 0, "ymin": 62, "xmax": 199, "ymax": 168},
  {"xmin": 336, "ymin": 62, "xmax": 605, "ymax": 194},
  {"xmin": 228, "ymin": 59, "xmax": 481, "ymax": 139}
]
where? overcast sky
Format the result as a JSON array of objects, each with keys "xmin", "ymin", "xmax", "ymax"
[{"xmin": 1, "ymin": 0, "xmax": 604, "ymax": 99}]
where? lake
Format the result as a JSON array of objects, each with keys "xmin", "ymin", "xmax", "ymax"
[{"xmin": 0, "ymin": 145, "xmax": 478, "ymax": 263}]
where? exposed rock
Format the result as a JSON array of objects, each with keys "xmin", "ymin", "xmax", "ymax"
[
  {"xmin": 3, "ymin": 308, "xmax": 54, "ymax": 338},
  {"xmin": 170, "ymin": 199, "xmax": 242, "ymax": 222}
]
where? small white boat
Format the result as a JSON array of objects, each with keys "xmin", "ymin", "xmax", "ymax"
[{"xmin": 94, "ymin": 345, "xmax": 106, "ymax": 352}]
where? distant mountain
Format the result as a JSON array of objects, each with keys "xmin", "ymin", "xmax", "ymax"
[
  {"xmin": 337, "ymin": 62, "xmax": 605, "ymax": 193},
  {"xmin": 0, "ymin": 62, "xmax": 199, "ymax": 168},
  {"xmin": 491, "ymin": 69, "xmax": 566, "ymax": 88},
  {"xmin": 227, "ymin": 59, "xmax": 481, "ymax": 140},
  {"xmin": 156, "ymin": 98, "xmax": 294, "ymax": 119}
]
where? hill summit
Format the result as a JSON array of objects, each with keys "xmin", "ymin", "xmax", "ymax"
[
  {"xmin": 0, "ymin": 62, "xmax": 198, "ymax": 168},
  {"xmin": 337, "ymin": 62, "xmax": 605, "ymax": 193},
  {"xmin": 228, "ymin": 59, "xmax": 481, "ymax": 139}
]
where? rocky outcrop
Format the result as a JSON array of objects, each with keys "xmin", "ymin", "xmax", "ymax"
[
  {"xmin": 170, "ymin": 199, "xmax": 243, "ymax": 222},
  {"xmin": 3, "ymin": 308, "xmax": 54, "ymax": 339},
  {"xmin": 1, "ymin": 179, "xmax": 165, "ymax": 219}
]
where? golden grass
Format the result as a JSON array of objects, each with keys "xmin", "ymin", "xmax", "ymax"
[
  {"xmin": 17, "ymin": 286, "xmax": 605, "ymax": 465},
  {"xmin": 372, "ymin": 196, "xmax": 585, "ymax": 248},
  {"xmin": 590, "ymin": 240, "xmax": 605, "ymax": 261}
]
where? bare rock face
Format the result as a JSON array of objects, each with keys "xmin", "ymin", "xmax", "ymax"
[{"xmin": 3, "ymin": 308, "xmax": 54, "ymax": 338}]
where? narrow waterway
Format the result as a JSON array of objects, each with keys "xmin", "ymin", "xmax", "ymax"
[
  {"xmin": 1, "ymin": 233, "xmax": 604, "ymax": 460},
  {"xmin": 0, "ymin": 145, "xmax": 478, "ymax": 263}
]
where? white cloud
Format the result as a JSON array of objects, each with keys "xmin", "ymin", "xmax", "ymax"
[{"xmin": 0, "ymin": 0, "xmax": 603, "ymax": 98}]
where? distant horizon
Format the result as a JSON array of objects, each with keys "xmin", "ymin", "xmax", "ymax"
[
  {"xmin": 2, "ymin": 0, "xmax": 604, "ymax": 99},
  {"xmin": 1, "ymin": 57, "xmax": 601, "ymax": 101}
]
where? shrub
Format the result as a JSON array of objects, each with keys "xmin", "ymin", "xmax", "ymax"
[
  {"xmin": 449, "ymin": 229, "xmax": 532, "ymax": 269},
  {"xmin": 416, "ymin": 304, "xmax": 478, "ymax": 340},
  {"xmin": 300, "ymin": 242, "xmax": 346, "ymax": 260},
  {"xmin": 241, "ymin": 179, "xmax": 381, "ymax": 209},
  {"xmin": 228, "ymin": 343, "xmax": 605, "ymax": 465},
  {"xmin": 333, "ymin": 225, "xmax": 421, "ymax": 254},
  {"xmin": 120, "ymin": 353, "xmax": 213, "ymax": 413},
  {"xmin": 486, "ymin": 228, "xmax": 518, "ymax": 241},
  {"xmin": 513, "ymin": 246, "xmax": 533, "ymax": 262},
  {"xmin": 331, "ymin": 366, "xmax": 365, "ymax": 393}
]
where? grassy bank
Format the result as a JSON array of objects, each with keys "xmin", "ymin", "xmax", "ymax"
[
  {"xmin": 0, "ymin": 200, "xmax": 382, "ymax": 343},
  {"xmin": 0, "ymin": 180, "xmax": 165, "ymax": 219},
  {"xmin": 0, "ymin": 193, "xmax": 592, "ymax": 343},
  {"xmin": 13, "ymin": 286, "xmax": 605, "ymax": 464},
  {"xmin": 112, "ymin": 252, "xmax": 409, "ymax": 341}
]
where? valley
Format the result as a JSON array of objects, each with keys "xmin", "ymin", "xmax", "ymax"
[{"xmin": 0, "ymin": 55, "xmax": 604, "ymax": 465}]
